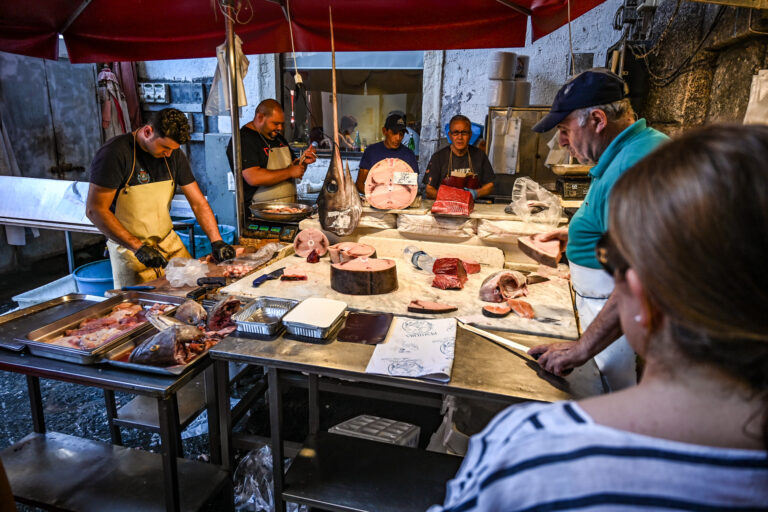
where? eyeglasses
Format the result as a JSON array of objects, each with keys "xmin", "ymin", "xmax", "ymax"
[
  {"xmin": 450, "ymin": 130, "xmax": 471, "ymax": 137},
  {"xmin": 595, "ymin": 231, "xmax": 629, "ymax": 276}
]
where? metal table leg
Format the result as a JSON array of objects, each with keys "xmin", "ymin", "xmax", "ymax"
[
  {"xmin": 26, "ymin": 375, "xmax": 45, "ymax": 433},
  {"xmin": 308, "ymin": 373, "xmax": 319, "ymax": 435},
  {"xmin": 103, "ymin": 389, "xmax": 123, "ymax": 445},
  {"xmin": 157, "ymin": 395, "xmax": 181, "ymax": 512},
  {"xmin": 206, "ymin": 363, "xmax": 222, "ymax": 466},
  {"xmin": 64, "ymin": 231, "xmax": 74, "ymax": 274},
  {"xmin": 268, "ymin": 367, "xmax": 286, "ymax": 512},
  {"xmin": 215, "ymin": 360, "xmax": 232, "ymax": 470}
]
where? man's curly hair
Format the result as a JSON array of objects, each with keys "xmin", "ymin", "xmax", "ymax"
[{"xmin": 148, "ymin": 108, "xmax": 191, "ymax": 144}]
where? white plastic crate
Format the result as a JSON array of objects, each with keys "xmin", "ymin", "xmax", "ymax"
[{"xmin": 329, "ymin": 414, "xmax": 420, "ymax": 448}]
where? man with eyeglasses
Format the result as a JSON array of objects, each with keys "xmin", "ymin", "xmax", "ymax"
[
  {"xmin": 422, "ymin": 115, "xmax": 495, "ymax": 200},
  {"xmin": 527, "ymin": 69, "xmax": 668, "ymax": 391}
]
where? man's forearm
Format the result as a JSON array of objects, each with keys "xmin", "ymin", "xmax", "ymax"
[
  {"xmin": 87, "ymin": 208, "xmax": 142, "ymax": 251},
  {"xmin": 190, "ymin": 201, "xmax": 222, "ymax": 243},
  {"xmin": 476, "ymin": 182, "xmax": 494, "ymax": 198},
  {"xmin": 424, "ymin": 184, "xmax": 438, "ymax": 199},
  {"xmin": 242, "ymin": 166, "xmax": 296, "ymax": 187},
  {"xmin": 578, "ymin": 291, "xmax": 623, "ymax": 357}
]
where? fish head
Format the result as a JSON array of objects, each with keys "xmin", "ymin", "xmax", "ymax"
[{"xmin": 317, "ymin": 146, "xmax": 362, "ymax": 236}]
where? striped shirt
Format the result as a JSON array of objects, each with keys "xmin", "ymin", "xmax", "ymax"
[{"xmin": 428, "ymin": 401, "xmax": 768, "ymax": 511}]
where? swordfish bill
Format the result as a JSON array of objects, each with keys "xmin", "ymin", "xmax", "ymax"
[{"xmin": 317, "ymin": 5, "xmax": 362, "ymax": 236}]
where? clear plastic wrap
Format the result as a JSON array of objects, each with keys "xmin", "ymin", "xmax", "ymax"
[
  {"xmin": 510, "ymin": 177, "xmax": 562, "ymax": 229},
  {"xmin": 234, "ymin": 444, "xmax": 306, "ymax": 512},
  {"xmin": 164, "ymin": 257, "xmax": 209, "ymax": 287},
  {"xmin": 397, "ymin": 214, "xmax": 477, "ymax": 239}
]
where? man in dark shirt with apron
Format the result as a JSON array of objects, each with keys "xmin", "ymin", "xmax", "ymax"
[
  {"xmin": 87, "ymin": 108, "xmax": 235, "ymax": 288},
  {"xmin": 423, "ymin": 114, "xmax": 495, "ymax": 200},
  {"xmin": 227, "ymin": 99, "xmax": 317, "ymax": 219}
]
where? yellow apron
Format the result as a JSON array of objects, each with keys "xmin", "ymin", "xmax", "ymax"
[
  {"xmin": 249, "ymin": 133, "xmax": 297, "ymax": 204},
  {"xmin": 106, "ymin": 132, "xmax": 190, "ymax": 288}
]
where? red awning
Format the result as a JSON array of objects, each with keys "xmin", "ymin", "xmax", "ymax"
[{"xmin": 0, "ymin": 0, "xmax": 605, "ymax": 63}]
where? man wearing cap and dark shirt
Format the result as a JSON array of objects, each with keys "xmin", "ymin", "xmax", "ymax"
[
  {"xmin": 355, "ymin": 113, "xmax": 420, "ymax": 194},
  {"xmin": 526, "ymin": 68, "xmax": 669, "ymax": 391}
]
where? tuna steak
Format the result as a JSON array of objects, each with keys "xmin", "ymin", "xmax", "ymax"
[
  {"xmin": 317, "ymin": 150, "xmax": 362, "ymax": 236},
  {"xmin": 479, "ymin": 270, "xmax": 528, "ymax": 302}
]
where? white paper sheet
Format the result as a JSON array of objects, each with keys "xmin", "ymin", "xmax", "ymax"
[{"xmin": 365, "ymin": 317, "xmax": 456, "ymax": 382}]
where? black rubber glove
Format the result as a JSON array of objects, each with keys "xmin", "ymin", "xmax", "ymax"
[
  {"xmin": 211, "ymin": 240, "xmax": 236, "ymax": 263},
  {"xmin": 134, "ymin": 244, "xmax": 168, "ymax": 268}
]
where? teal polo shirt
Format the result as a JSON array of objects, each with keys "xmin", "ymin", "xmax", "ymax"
[{"xmin": 566, "ymin": 119, "xmax": 669, "ymax": 268}]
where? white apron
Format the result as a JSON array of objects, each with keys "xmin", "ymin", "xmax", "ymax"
[
  {"xmin": 106, "ymin": 131, "xmax": 190, "ymax": 289},
  {"xmin": 570, "ymin": 261, "xmax": 637, "ymax": 391},
  {"xmin": 249, "ymin": 134, "xmax": 297, "ymax": 204}
]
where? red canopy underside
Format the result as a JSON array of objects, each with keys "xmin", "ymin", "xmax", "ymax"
[{"xmin": 0, "ymin": 0, "xmax": 604, "ymax": 63}]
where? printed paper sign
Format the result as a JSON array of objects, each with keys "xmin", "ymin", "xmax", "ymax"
[{"xmin": 393, "ymin": 172, "xmax": 418, "ymax": 186}]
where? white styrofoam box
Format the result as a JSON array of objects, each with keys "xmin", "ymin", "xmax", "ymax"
[
  {"xmin": 12, "ymin": 274, "xmax": 78, "ymax": 309},
  {"xmin": 329, "ymin": 415, "xmax": 420, "ymax": 448}
]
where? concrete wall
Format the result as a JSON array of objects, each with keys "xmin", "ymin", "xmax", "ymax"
[{"xmin": 418, "ymin": 0, "xmax": 625, "ymax": 175}]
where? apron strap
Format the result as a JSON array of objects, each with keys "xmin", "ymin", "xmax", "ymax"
[
  {"xmin": 448, "ymin": 148, "xmax": 474, "ymax": 177},
  {"xmin": 126, "ymin": 130, "xmax": 175, "ymax": 192}
]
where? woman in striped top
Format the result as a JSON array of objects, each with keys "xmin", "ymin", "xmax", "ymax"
[{"xmin": 429, "ymin": 124, "xmax": 768, "ymax": 511}]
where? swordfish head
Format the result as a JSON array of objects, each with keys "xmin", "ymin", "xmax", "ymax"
[{"xmin": 317, "ymin": 146, "xmax": 362, "ymax": 236}]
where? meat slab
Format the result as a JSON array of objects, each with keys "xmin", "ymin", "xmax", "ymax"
[
  {"xmin": 431, "ymin": 257, "xmax": 468, "ymax": 290},
  {"xmin": 328, "ymin": 242, "xmax": 377, "ymax": 264},
  {"xmin": 507, "ymin": 298, "xmax": 535, "ymax": 319},
  {"xmin": 293, "ymin": 228, "xmax": 330, "ymax": 257},
  {"xmin": 407, "ymin": 300, "xmax": 458, "ymax": 314},
  {"xmin": 461, "ymin": 259, "xmax": 481, "ymax": 274},
  {"xmin": 330, "ymin": 258, "xmax": 398, "ymax": 295},
  {"xmin": 479, "ymin": 270, "xmax": 528, "ymax": 302},
  {"xmin": 517, "ymin": 234, "xmax": 562, "ymax": 268},
  {"xmin": 431, "ymin": 185, "xmax": 474, "ymax": 216},
  {"xmin": 364, "ymin": 158, "xmax": 418, "ymax": 210}
]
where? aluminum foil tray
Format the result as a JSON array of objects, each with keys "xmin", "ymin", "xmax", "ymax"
[
  {"xmin": 233, "ymin": 297, "xmax": 298, "ymax": 336},
  {"xmin": 0, "ymin": 294, "xmax": 107, "ymax": 351},
  {"xmin": 17, "ymin": 292, "xmax": 186, "ymax": 364},
  {"xmin": 283, "ymin": 314, "xmax": 346, "ymax": 340}
]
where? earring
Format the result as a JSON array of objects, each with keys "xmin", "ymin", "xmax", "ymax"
[{"xmin": 634, "ymin": 314, "xmax": 642, "ymax": 323}]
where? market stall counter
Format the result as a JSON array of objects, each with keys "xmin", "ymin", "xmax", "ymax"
[{"xmin": 211, "ymin": 324, "xmax": 603, "ymax": 511}]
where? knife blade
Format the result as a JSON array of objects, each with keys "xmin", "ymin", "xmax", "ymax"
[
  {"xmin": 458, "ymin": 321, "xmax": 537, "ymax": 362},
  {"xmin": 252, "ymin": 267, "xmax": 285, "ymax": 288}
]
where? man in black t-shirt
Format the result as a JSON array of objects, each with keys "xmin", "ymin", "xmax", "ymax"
[
  {"xmin": 227, "ymin": 99, "xmax": 317, "ymax": 217},
  {"xmin": 87, "ymin": 108, "xmax": 234, "ymax": 287},
  {"xmin": 422, "ymin": 115, "xmax": 495, "ymax": 200}
]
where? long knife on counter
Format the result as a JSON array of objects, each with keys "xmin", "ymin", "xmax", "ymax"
[{"xmin": 457, "ymin": 320, "xmax": 538, "ymax": 362}]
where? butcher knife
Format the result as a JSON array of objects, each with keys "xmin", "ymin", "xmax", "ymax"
[
  {"xmin": 252, "ymin": 267, "xmax": 285, "ymax": 288},
  {"xmin": 458, "ymin": 321, "xmax": 538, "ymax": 362},
  {"xmin": 121, "ymin": 285, "xmax": 155, "ymax": 291}
]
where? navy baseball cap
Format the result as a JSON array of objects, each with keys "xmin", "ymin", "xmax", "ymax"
[
  {"xmin": 384, "ymin": 114, "xmax": 407, "ymax": 133},
  {"xmin": 532, "ymin": 69, "xmax": 628, "ymax": 133}
]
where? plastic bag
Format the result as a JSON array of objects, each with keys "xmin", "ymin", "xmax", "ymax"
[
  {"xmin": 234, "ymin": 443, "xmax": 306, "ymax": 512},
  {"xmin": 510, "ymin": 177, "xmax": 562, "ymax": 229},
  {"xmin": 165, "ymin": 257, "xmax": 209, "ymax": 287}
]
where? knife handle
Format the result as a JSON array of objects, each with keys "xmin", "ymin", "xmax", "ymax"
[
  {"xmin": 252, "ymin": 275, "xmax": 270, "ymax": 288},
  {"xmin": 197, "ymin": 276, "xmax": 227, "ymax": 286},
  {"xmin": 122, "ymin": 285, "xmax": 155, "ymax": 291}
]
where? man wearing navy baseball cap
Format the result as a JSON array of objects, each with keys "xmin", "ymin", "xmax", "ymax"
[
  {"xmin": 355, "ymin": 113, "xmax": 419, "ymax": 194},
  {"xmin": 528, "ymin": 68, "xmax": 669, "ymax": 391}
]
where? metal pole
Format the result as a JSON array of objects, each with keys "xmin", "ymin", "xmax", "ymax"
[
  {"xmin": 222, "ymin": 0, "xmax": 244, "ymax": 241},
  {"xmin": 64, "ymin": 231, "xmax": 74, "ymax": 273}
]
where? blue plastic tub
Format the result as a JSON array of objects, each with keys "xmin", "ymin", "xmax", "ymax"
[
  {"xmin": 175, "ymin": 219, "xmax": 236, "ymax": 258},
  {"xmin": 73, "ymin": 260, "xmax": 114, "ymax": 296}
]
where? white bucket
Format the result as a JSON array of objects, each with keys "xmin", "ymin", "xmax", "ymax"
[
  {"xmin": 512, "ymin": 80, "xmax": 531, "ymax": 107},
  {"xmin": 514, "ymin": 55, "xmax": 530, "ymax": 79},
  {"xmin": 487, "ymin": 79, "xmax": 516, "ymax": 107},
  {"xmin": 488, "ymin": 52, "xmax": 517, "ymax": 80}
]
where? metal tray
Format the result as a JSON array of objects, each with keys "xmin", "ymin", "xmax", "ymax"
[
  {"xmin": 17, "ymin": 292, "xmax": 187, "ymax": 364},
  {"xmin": 100, "ymin": 328, "xmax": 207, "ymax": 376},
  {"xmin": 0, "ymin": 294, "xmax": 107, "ymax": 351},
  {"xmin": 249, "ymin": 202, "xmax": 316, "ymax": 222},
  {"xmin": 233, "ymin": 297, "xmax": 299, "ymax": 336}
]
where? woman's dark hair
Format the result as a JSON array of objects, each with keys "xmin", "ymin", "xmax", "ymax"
[
  {"xmin": 148, "ymin": 108, "xmax": 190, "ymax": 144},
  {"xmin": 610, "ymin": 124, "xmax": 768, "ymax": 449}
]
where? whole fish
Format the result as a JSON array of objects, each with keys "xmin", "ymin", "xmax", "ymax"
[{"xmin": 317, "ymin": 150, "xmax": 362, "ymax": 236}]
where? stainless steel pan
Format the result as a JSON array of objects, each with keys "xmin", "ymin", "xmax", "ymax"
[{"xmin": 249, "ymin": 202, "xmax": 316, "ymax": 222}]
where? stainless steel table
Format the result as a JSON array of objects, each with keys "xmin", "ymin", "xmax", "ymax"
[
  {"xmin": 210, "ymin": 325, "xmax": 604, "ymax": 511},
  {"xmin": 0, "ymin": 350, "xmax": 232, "ymax": 512}
]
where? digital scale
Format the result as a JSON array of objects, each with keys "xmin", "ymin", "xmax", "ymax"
[
  {"xmin": 242, "ymin": 218, "xmax": 301, "ymax": 242},
  {"xmin": 556, "ymin": 176, "xmax": 591, "ymax": 200}
]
